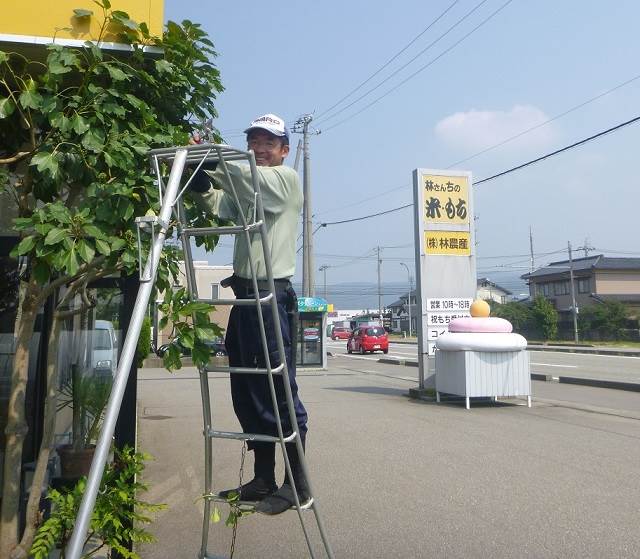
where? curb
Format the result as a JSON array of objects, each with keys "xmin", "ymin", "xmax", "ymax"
[
  {"xmin": 378, "ymin": 357, "xmax": 419, "ymax": 368},
  {"xmin": 378, "ymin": 359, "xmax": 640, "ymax": 393},
  {"xmin": 527, "ymin": 346, "xmax": 640, "ymax": 357}
]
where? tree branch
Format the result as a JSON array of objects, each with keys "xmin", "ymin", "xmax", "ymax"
[{"xmin": 0, "ymin": 152, "xmax": 31, "ymax": 165}]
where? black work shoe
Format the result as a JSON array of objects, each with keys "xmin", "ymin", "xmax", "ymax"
[
  {"xmin": 218, "ymin": 477, "xmax": 277, "ymax": 502},
  {"xmin": 254, "ymin": 483, "xmax": 311, "ymax": 515}
]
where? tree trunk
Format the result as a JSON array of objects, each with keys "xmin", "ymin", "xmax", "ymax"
[
  {"xmin": 9, "ymin": 308, "xmax": 64, "ymax": 559},
  {"xmin": 0, "ymin": 277, "xmax": 40, "ymax": 558}
]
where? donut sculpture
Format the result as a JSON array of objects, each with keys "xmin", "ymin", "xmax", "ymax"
[{"xmin": 435, "ymin": 299, "xmax": 526, "ymax": 352}]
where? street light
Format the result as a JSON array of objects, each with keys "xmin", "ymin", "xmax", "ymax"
[
  {"xmin": 318, "ymin": 264, "xmax": 329, "ymax": 300},
  {"xmin": 399, "ymin": 263, "xmax": 413, "ymax": 337}
]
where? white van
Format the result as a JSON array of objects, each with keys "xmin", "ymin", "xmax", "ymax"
[{"xmin": 91, "ymin": 320, "xmax": 118, "ymax": 378}]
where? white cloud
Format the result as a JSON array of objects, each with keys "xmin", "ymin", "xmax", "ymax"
[{"xmin": 434, "ymin": 105, "xmax": 555, "ymax": 152}]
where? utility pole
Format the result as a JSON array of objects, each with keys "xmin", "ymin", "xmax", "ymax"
[
  {"xmin": 577, "ymin": 237, "xmax": 595, "ymax": 258},
  {"xmin": 529, "ymin": 226, "xmax": 535, "ymax": 273},
  {"xmin": 376, "ymin": 246, "xmax": 383, "ymax": 318},
  {"xmin": 318, "ymin": 265, "xmax": 329, "ymax": 300},
  {"xmin": 400, "ymin": 262, "xmax": 413, "ymax": 337},
  {"xmin": 292, "ymin": 114, "xmax": 320, "ymax": 297},
  {"xmin": 568, "ymin": 241, "xmax": 579, "ymax": 344},
  {"xmin": 293, "ymin": 139, "xmax": 302, "ymax": 172}
]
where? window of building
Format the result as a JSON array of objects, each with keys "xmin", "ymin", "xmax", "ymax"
[
  {"xmin": 554, "ymin": 281, "xmax": 569, "ymax": 296},
  {"xmin": 211, "ymin": 283, "xmax": 219, "ymax": 299},
  {"xmin": 577, "ymin": 278, "xmax": 590, "ymax": 293}
]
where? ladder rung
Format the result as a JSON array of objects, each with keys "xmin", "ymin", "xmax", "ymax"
[
  {"xmin": 202, "ymin": 363, "xmax": 285, "ymax": 375},
  {"xmin": 204, "ymin": 493, "xmax": 314, "ymax": 510},
  {"xmin": 183, "ymin": 222, "xmax": 262, "ymax": 236},
  {"xmin": 205, "ymin": 429, "xmax": 298, "ymax": 443},
  {"xmin": 196, "ymin": 293, "xmax": 273, "ymax": 306}
]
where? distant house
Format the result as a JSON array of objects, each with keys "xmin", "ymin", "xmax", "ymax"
[
  {"xmin": 387, "ymin": 290, "xmax": 417, "ymax": 334},
  {"xmin": 521, "ymin": 255, "xmax": 640, "ymax": 318},
  {"xmin": 477, "ymin": 278, "xmax": 512, "ymax": 304}
]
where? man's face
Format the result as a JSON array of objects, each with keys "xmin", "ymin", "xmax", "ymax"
[{"xmin": 247, "ymin": 130, "xmax": 289, "ymax": 167}]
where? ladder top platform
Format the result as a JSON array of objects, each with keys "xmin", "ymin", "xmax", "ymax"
[{"xmin": 148, "ymin": 143, "xmax": 252, "ymax": 165}]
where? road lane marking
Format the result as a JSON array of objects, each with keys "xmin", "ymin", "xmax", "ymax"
[{"xmin": 530, "ymin": 362, "xmax": 578, "ymax": 368}]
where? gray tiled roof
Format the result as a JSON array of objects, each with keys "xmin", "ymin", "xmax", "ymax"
[{"xmin": 522, "ymin": 255, "xmax": 640, "ymax": 279}]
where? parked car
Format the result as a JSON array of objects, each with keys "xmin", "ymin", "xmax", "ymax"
[
  {"xmin": 91, "ymin": 320, "xmax": 118, "ymax": 378},
  {"xmin": 155, "ymin": 336, "xmax": 227, "ymax": 357},
  {"xmin": 331, "ymin": 326, "xmax": 352, "ymax": 340},
  {"xmin": 347, "ymin": 326, "xmax": 389, "ymax": 354}
]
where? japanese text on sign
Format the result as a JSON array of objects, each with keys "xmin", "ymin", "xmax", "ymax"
[
  {"xmin": 426, "ymin": 312, "xmax": 469, "ymax": 326},
  {"xmin": 422, "ymin": 174, "xmax": 469, "ymax": 225},
  {"xmin": 427, "ymin": 298, "xmax": 473, "ymax": 312},
  {"xmin": 424, "ymin": 231, "xmax": 471, "ymax": 256}
]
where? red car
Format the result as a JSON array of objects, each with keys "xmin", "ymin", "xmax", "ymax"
[
  {"xmin": 347, "ymin": 326, "xmax": 389, "ymax": 354},
  {"xmin": 331, "ymin": 327, "xmax": 352, "ymax": 340}
]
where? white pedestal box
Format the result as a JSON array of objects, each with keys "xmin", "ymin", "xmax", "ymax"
[{"xmin": 435, "ymin": 349, "xmax": 531, "ymax": 410}]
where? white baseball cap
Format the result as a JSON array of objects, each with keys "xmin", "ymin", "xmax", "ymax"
[{"xmin": 244, "ymin": 113, "xmax": 289, "ymax": 139}]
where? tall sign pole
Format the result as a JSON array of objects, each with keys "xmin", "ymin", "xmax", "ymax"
[{"xmin": 412, "ymin": 169, "xmax": 476, "ymax": 390}]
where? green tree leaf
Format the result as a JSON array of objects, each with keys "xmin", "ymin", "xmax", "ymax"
[
  {"xmin": 0, "ymin": 97, "xmax": 16, "ymax": 119},
  {"xmin": 13, "ymin": 236, "xmax": 37, "ymax": 255},
  {"xmin": 30, "ymin": 152, "xmax": 60, "ymax": 178},
  {"xmin": 72, "ymin": 114, "xmax": 90, "ymax": 134},
  {"xmin": 105, "ymin": 64, "xmax": 128, "ymax": 81},
  {"xmin": 19, "ymin": 89, "xmax": 43, "ymax": 110},
  {"xmin": 77, "ymin": 239, "xmax": 95, "ymax": 263},
  {"xmin": 33, "ymin": 261, "xmax": 51, "ymax": 284},
  {"xmin": 44, "ymin": 228, "xmax": 68, "ymax": 246}
]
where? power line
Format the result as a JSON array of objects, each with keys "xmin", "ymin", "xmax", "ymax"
[
  {"xmin": 318, "ymin": 115, "xmax": 640, "ymax": 228},
  {"xmin": 474, "ymin": 114, "xmax": 640, "ymax": 185},
  {"xmin": 321, "ymin": 0, "xmax": 514, "ymax": 133},
  {"xmin": 315, "ymin": 0, "xmax": 463, "ymax": 122},
  {"xmin": 319, "ymin": 203, "xmax": 413, "ymax": 227},
  {"xmin": 446, "ymin": 71, "xmax": 640, "ymax": 169}
]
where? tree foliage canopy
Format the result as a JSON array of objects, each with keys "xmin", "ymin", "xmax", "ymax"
[{"xmin": 1, "ymin": 3, "xmax": 223, "ymax": 297}]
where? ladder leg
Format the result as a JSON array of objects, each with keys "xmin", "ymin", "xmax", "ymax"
[{"xmin": 65, "ymin": 149, "xmax": 190, "ymax": 559}]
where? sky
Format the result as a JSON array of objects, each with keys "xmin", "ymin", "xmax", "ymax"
[{"xmin": 164, "ymin": 0, "xmax": 640, "ymax": 300}]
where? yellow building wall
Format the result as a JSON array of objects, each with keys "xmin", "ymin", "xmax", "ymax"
[{"xmin": 1, "ymin": 0, "xmax": 163, "ymax": 43}]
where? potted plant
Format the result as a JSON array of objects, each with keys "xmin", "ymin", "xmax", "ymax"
[{"xmin": 56, "ymin": 364, "xmax": 113, "ymax": 479}]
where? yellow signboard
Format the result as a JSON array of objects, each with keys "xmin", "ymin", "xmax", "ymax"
[
  {"xmin": 422, "ymin": 174, "xmax": 469, "ymax": 225},
  {"xmin": 0, "ymin": 0, "xmax": 163, "ymax": 44},
  {"xmin": 424, "ymin": 231, "xmax": 471, "ymax": 256}
]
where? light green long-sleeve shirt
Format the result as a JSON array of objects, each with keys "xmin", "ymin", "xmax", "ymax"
[{"xmin": 193, "ymin": 162, "xmax": 302, "ymax": 280}]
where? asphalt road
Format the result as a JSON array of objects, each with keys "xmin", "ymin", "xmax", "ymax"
[
  {"xmin": 138, "ymin": 357, "xmax": 640, "ymax": 559},
  {"xmin": 326, "ymin": 340, "xmax": 640, "ymax": 384}
]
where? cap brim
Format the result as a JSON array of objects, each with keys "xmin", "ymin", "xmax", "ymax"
[{"xmin": 244, "ymin": 124, "xmax": 287, "ymax": 137}]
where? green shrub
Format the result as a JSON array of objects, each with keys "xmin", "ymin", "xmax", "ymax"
[{"xmin": 136, "ymin": 316, "xmax": 152, "ymax": 367}]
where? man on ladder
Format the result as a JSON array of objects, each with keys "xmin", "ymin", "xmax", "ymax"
[{"xmin": 190, "ymin": 113, "xmax": 309, "ymax": 515}]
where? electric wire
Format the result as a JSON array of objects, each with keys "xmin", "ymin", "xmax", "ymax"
[
  {"xmin": 317, "ymin": 115, "xmax": 640, "ymax": 228},
  {"xmin": 446, "ymin": 72, "xmax": 640, "ymax": 169},
  {"xmin": 314, "ymin": 0, "xmax": 461, "ymax": 121},
  {"xmin": 321, "ymin": 0, "xmax": 514, "ymax": 133},
  {"xmin": 474, "ymin": 114, "xmax": 640, "ymax": 185}
]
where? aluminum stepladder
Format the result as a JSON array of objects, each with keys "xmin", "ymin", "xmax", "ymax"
[{"xmin": 64, "ymin": 143, "xmax": 334, "ymax": 559}]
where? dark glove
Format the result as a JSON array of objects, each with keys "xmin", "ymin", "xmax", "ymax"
[{"xmin": 188, "ymin": 161, "xmax": 217, "ymax": 193}]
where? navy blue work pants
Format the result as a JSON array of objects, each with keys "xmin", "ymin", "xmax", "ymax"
[{"xmin": 225, "ymin": 285, "xmax": 307, "ymax": 450}]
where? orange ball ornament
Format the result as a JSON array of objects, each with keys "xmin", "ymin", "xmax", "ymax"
[{"xmin": 470, "ymin": 299, "xmax": 490, "ymax": 318}]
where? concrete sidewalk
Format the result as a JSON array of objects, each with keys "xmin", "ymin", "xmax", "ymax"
[{"xmin": 136, "ymin": 359, "xmax": 640, "ymax": 559}]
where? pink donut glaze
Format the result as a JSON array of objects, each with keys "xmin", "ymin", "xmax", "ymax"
[{"xmin": 448, "ymin": 316, "xmax": 512, "ymax": 333}]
